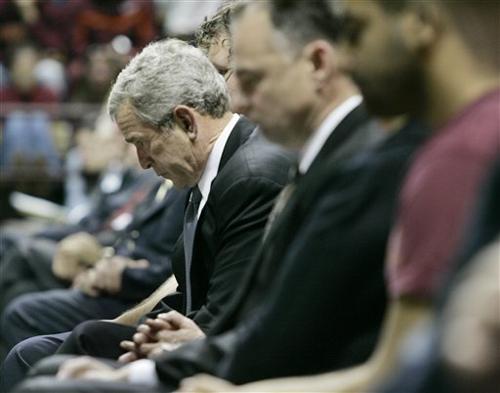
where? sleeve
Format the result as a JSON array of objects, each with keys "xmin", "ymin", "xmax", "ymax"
[
  {"xmin": 387, "ymin": 156, "xmax": 488, "ymax": 299},
  {"xmin": 190, "ymin": 177, "xmax": 285, "ymax": 332},
  {"xmin": 117, "ymin": 192, "xmax": 186, "ymax": 300}
]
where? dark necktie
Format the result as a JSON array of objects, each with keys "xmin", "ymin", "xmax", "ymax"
[
  {"xmin": 262, "ymin": 164, "xmax": 300, "ymax": 241},
  {"xmin": 183, "ymin": 186, "xmax": 203, "ymax": 313}
]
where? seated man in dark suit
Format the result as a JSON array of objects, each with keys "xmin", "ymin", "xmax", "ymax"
[
  {"xmin": 11, "ymin": 2, "xmax": 425, "ymax": 392},
  {"xmin": 3, "ymin": 37, "xmax": 291, "ymax": 391},
  {"xmin": 0, "ymin": 162, "xmax": 160, "ymax": 315},
  {"xmin": 0, "ymin": 179, "xmax": 188, "ymax": 391}
]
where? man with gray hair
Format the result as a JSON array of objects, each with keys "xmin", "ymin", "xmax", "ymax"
[{"xmin": 102, "ymin": 37, "xmax": 292, "ymax": 335}]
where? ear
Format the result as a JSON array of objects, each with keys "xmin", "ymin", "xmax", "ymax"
[
  {"xmin": 302, "ymin": 40, "xmax": 336, "ymax": 86},
  {"xmin": 173, "ymin": 105, "xmax": 198, "ymax": 141},
  {"xmin": 401, "ymin": 3, "xmax": 442, "ymax": 53}
]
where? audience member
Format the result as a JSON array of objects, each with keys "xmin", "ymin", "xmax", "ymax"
[
  {"xmin": 72, "ymin": 0, "xmax": 157, "ymax": 59},
  {"xmin": 0, "ymin": 178, "xmax": 188, "ymax": 392}
]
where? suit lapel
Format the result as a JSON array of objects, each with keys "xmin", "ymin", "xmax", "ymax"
[
  {"xmin": 218, "ymin": 116, "xmax": 257, "ymax": 172},
  {"xmin": 185, "ymin": 116, "xmax": 257, "ymax": 313}
]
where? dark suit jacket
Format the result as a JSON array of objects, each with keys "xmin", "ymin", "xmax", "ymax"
[
  {"xmin": 161, "ymin": 116, "xmax": 294, "ymax": 332},
  {"xmin": 154, "ymin": 109, "xmax": 427, "ymax": 388},
  {"xmin": 114, "ymin": 184, "xmax": 188, "ymax": 300}
]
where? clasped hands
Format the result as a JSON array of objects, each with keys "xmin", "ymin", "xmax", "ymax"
[
  {"xmin": 119, "ymin": 310, "xmax": 206, "ymax": 363},
  {"xmin": 56, "ymin": 311, "xmax": 206, "ymax": 384}
]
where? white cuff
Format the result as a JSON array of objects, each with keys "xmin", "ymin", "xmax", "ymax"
[{"xmin": 127, "ymin": 359, "xmax": 159, "ymax": 387}]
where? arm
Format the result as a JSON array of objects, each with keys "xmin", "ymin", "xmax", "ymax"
[
  {"xmin": 179, "ymin": 299, "xmax": 432, "ymax": 392},
  {"xmin": 112, "ymin": 275, "xmax": 178, "ymax": 326}
]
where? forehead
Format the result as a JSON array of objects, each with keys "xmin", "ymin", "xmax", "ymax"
[
  {"xmin": 232, "ymin": 5, "xmax": 280, "ymax": 63},
  {"xmin": 207, "ymin": 36, "xmax": 230, "ymax": 62},
  {"xmin": 343, "ymin": 0, "xmax": 386, "ymax": 20},
  {"xmin": 116, "ymin": 103, "xmax": 151, "ymax": 140}
]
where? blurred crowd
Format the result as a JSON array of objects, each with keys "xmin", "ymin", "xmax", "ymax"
[{"xmin": 0, "ymin": 0, "xmax": 221, "ymax": 220}]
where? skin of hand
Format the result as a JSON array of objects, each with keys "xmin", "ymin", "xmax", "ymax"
[
  {"xmin": 118, "ymin": 311, "xmax": 206, "ymax": 363},
  {"xmin": 92, "ymin": 256, "xmax": 149, "ymax": 294},
  {"xmin": 72, "ymin": 269, "xmax": 100, "ymax": 297},
  {"xmin": 52, "ymin": 232, "xmax": 104, "ymax": 281},
  {"xmin": 57, "ymin": 356, "xmax": 130, "ymax": 382},
  {"xmin": 177, "ymin": 374, "xmax": 238, "ymax": 392},
  {"xmin": 72, "ymin": 257, "xmax": 149, "ymax": 296}
]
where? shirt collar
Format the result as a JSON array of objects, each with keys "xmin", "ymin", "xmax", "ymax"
[
  {"xmin": 299, "ymin": 95, "xmax": 362, "ymax": 174},
  {"xmin": 197, "ymin": 113, "xmax": 240, "ymax": 213}
]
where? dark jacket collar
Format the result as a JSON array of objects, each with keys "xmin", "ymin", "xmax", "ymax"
[
  {"xmin": 218, "ymin": 116, "xmax": 258, "ymax": 172},
  {"xmin": 307, "ymin": 103, "xmax": 369, "ymax": 175}
]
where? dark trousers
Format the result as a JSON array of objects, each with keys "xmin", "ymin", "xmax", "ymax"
[
  {"xmin": 0, "ymin": 237, "xmax": 64, "ymax": 315},
  {"xmin": 0, "ymin": 321, "xmax": 135, "ymax": 391},
  {"xmin": 1, "ymin": 289, "xmax": 133, "ymax": 350},
  {"xmin": 0, "ymin": 332, "xmax": 69, "ymax": 392}
]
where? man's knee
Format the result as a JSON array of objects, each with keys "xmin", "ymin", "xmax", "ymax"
[
  {"xmin": 1, "ymin": 334, "xmax": 64, "ymax": 392},
  {"xmin": 58, "ymin": 320, "xmax": 135, "ymax": 358},
  {"xmin": 1, "ymin": 294, "xmax": 40, "ymax": 347}
]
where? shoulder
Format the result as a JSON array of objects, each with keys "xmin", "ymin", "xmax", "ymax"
[{"xmin": 215, "ymin": 131, "xmax": 295, "ymax": 189}]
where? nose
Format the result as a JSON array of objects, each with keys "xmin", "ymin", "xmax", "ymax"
[
  {"xmin": 136, "ymin": 146, "xmax": 152, "ymax": 169},
  {"xmin": 229, "ymin": 77, "xmax": 251, "ymax": 115}
]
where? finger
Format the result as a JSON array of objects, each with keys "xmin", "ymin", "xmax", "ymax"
[
  {"xmin": 119, "ymin": 340, "xmax": 135, "ymax": 352},
  {"xmin": 118, "ymin": 351, "xmax": 138, "ymax": 364},
  {"xmin": 137, "ymin": 323, "xmax": 152, "ymax": 335},
  {"xmin": 133, "ymin": 332, "xmax": 150, "ymax": 345},
  {"xmin": 146, "ymin": 319, "xmax": 172, "ymax": 332},
  {"xmin": 56, "ymin": 357, "xmax": 97, "ymax": 380},
  {"xmin": 157, "ymin": 310, "xmax": 189, "ymax": 328},
  {"xmin": 138, "ymin": 342, "xmax": 158, "ymax": 356},
  {"xmin": 126, "ymin": 259, "xmax": 150, "ymax": 268}
]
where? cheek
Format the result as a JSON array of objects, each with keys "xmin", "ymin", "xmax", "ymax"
[{"xmin": 150, "ymin": 140, "xmax": 168, "ymax": 164}]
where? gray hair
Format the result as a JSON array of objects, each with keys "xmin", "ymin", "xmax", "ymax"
[{"xmin": 108, "ymin": 38, "xmax": 229, "ymax": 129}]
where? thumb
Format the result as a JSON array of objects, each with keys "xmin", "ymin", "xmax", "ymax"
[{"xmin": 126, "ymin": 259, "xmax": 150, "ymax": 268}]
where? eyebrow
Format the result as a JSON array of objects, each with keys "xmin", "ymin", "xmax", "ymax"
[{"xmin": 124, "ymin": 135, "xmax": 140, "ymax": 144}]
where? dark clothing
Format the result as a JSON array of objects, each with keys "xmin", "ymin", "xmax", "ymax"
[
  {"xmin": 153, "ymin": 113, "xmax": 426, "ymax": 389},
  {"xmin": 1, "ymin": 184, "xmax": 187, "ymax": 348}
]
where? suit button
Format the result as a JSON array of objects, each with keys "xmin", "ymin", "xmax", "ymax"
[{"xmin": 131, "ymin": 230, "xmax": 140, "ymax": 239}]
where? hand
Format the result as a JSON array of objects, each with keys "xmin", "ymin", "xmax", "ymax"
[
  {"xmin": 118, "ymin": 317, "xmax": 174, "ymax": 363},
  {"xmin": 92, "ymin": 256, "xmax": 149, "ymax": 294},
  {"xmin": 155, "ymin": 311, "xmax": 206, "ymax": 344},
  {"xmin": 118, "ymin": 311, "xmax": 205, "ymax": 363},
  {"xmin": 72, "ymin": 269, "xmax": 100, "ymax": 297},
  {"xmin": 53, "ymin": 232, "xmax": 103, "ymax": 280},
  {"xmin": 177, "ymin": 374, "xmax": 238, "ymax": 392},
  {"xmin": 57, "ymin": 356, "xmax": 129, "ymax": 382}
]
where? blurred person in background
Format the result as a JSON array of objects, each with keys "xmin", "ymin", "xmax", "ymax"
[
  {"xmin": 0, "ymin": 44, "xmax": 61, "ymax": 179},
  {"xmin": 153, "ymin": 0, "xmax": 221, "ymax": 41},
  {"xmin": 195, "ymin": 1, "xmax": 248, "ymax": 115}
]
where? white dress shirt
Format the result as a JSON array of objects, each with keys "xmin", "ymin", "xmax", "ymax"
[
  {"xmin": 299, "ymin": 95, "xmax": 362, "ymax": 174},
  {"xmin": 196, "ymin": 113, "xmax": 240, "ymax": 218}
]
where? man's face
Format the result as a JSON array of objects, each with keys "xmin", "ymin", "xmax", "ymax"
[
  {"xmin": 232, "ymin": 5, "xmax": 317, "ymax": 149},
  {"xmin": 116, "ymin": 103, "xmax": 200, "ymax": 188},
  {"xmin": 340, "ymin": 0, "xmax": 426, "ymax": 117}
]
